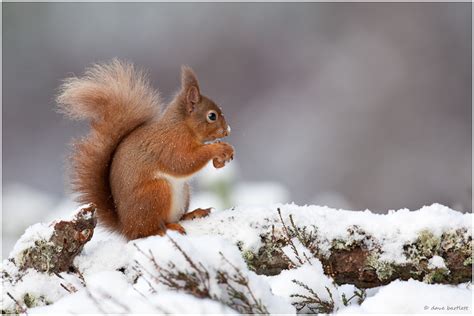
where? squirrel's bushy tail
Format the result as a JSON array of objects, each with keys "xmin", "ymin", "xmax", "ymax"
[{"xmin": 57, "ymin": 59, "xmax": 160, "ymax": 231}]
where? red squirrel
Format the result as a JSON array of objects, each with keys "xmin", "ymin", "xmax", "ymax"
[{"xmin": 57, "ymin": 59, "xmax": 234, "ymax": 239}]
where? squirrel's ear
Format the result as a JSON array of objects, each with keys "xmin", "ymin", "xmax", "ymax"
[
  {"xmin": 181, "ymin": 65, "xmax": 200, "ymax": 91},
  {"xmin": 181, "ymin": 65, "xmax": 201, "ymax": 112}
]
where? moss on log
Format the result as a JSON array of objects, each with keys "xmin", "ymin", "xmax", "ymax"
[{"xmin": 243, "ymin": 217, "xmax": 472, "ymax": 288}]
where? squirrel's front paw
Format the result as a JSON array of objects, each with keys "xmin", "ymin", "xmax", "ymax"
[
  {"xmin": 213, "ymin": 158, "xmax": 226, "ymax": 168},
  {"xmin": 213, "ymin": 143, "xmax": 234, "ymax": 168}
]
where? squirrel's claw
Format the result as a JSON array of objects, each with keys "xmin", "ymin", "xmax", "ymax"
[{"xmin": 166, "ymin": 223, "xmax": 186, "ymax": 235}]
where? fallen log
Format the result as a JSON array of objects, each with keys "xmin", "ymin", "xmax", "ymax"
[
  {"xmin": 182, "ymin": 204, "xmax": 472, "ymax": 288},
  {"xmin": 239, "ymin": 208, "xmax": 472, "ymax": 288},
  {"xmin": 4, "ymin": 203, "xmax": 472, "ymax": 290}
]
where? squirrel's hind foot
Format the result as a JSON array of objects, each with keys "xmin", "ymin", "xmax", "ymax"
[{"xmin": 165, "ymin": 222, "xmax": 186, "ymax": 235}]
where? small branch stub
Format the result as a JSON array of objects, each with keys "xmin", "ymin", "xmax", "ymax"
[{"xmin": 14, "ymin": 206, "xmax": 97, "ymax": 273}]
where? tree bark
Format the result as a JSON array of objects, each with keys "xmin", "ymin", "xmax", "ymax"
[
  {"xmin": 321, "ymin": 246, "xmax": 471, "ymax": 288},
  {"xmin": 14, "ymin": 206, "xmax": 96, "ymax": 274}
]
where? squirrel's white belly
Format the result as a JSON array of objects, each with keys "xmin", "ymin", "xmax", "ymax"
[{"xmin": 155, "ymin": 172, "xmax": 190, "ymax": 222}]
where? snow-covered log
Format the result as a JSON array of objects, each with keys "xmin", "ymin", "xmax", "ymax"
[
  {"xmin": 183, "ymin": 203, "xmax": 472, "ymax": 288},
  {"xmin": 1, "ymin": 203, "xmax": 472, "ymax": 314}
]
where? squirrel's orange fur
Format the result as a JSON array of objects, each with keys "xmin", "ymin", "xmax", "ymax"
[{"xmin": 57, "ymin": 59, "xmax": 234, "ymax": 239}]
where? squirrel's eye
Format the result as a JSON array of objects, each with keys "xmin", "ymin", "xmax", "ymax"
[{"xmin": 207, "ymin": 111, "xmax": 218, "ymax": 123}]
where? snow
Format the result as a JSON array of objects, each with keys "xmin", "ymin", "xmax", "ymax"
[
  {"xmin": 1, "ymin": 264, "xmax": 83, "ymax": 312},
  {"xmin": 428, "ymin": 255, "xmax": 447, "ymax": 270},
  {"xmin": 17, "ymin": 231, "xmax": 294, "ymax": 314},
  {"xmin": 32, "ymin": 282, "xmax": 237, "ymax": 314},
  {"xmin": 9, "ymin": 222, "xmax": 54, "ymax": 261},
  {"xmin": 1, "ymin": 202, "xmax": 472, "ymax": 314},
  {"xmin": 338, "ymin": 280, "xmax": 472, "ymax": 314},
  {"xmin": 73, "ymin": 234, "xmax": 129, "ymax": 275}
]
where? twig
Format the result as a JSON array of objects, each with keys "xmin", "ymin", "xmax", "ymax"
[
  {"xmin": 219, "ymin": 252, "xmax": 269, "ymax": 314},
  {"xmin": 69, "ymin": 265, "xmax": 86, "ymax": 287},
  {"xmin": 7, "ymin": 292, "xmax": 28, "ymax": 314},
  {"xmin": 342, "ymin": 288, "xmax": 366, "ymax": 306},
  {"xmin": 290, "ymin": 279, "xmax": 335, "ymax": 314},
  {"xmin": 60, "ymin": 283, "xmax": 72, "ymax": 293},
  {"xmin": 167, "ymin": 235, "xmax": 211, "ymax": 291},
  {"xmin": 133, "ymin": 236, "xmax": 269, "ymax": 314},
  {"xmin": 133, "ymin": 260, "xmax": 158, "ymax": 293},
  {"xmin": 277, "ymin": 208, "xmax": 304, "ymax": 265}
]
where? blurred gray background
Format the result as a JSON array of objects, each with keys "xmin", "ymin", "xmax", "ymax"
[{"xmin": 2, "ymin": 1, "xmax": 472, "ymax": 244}]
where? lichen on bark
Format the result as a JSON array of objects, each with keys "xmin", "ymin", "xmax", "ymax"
[{"xmin": 14, "ymin": 206, "xmax": 97, "ymax": 274}]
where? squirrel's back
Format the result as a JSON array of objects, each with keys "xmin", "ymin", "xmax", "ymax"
[{"xmin": 57, "ymin": 59, "xmax": 161, "ymax": 230}]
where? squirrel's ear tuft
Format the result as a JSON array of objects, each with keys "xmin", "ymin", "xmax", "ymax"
[
  {"xmin": 180, "ymin": 65, "xmax": 201, "ymax": 112},
  {"xmin": 181, "ymin": 65, "xmax": 200, "ymax": 90}
]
